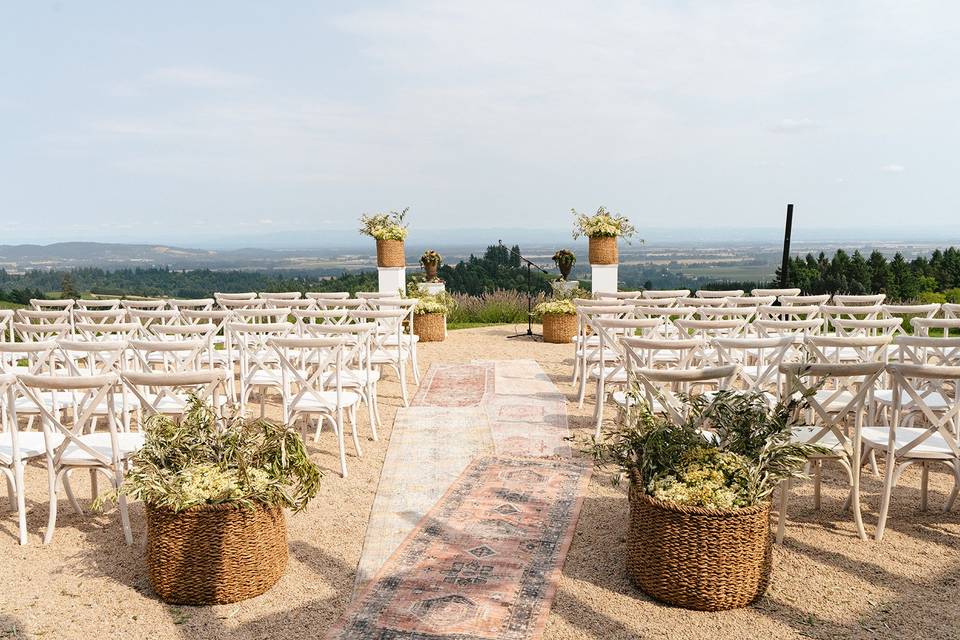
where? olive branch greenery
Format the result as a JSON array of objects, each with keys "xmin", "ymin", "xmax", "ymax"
[{"xmin": 97, "ymin": 396, "xmax": 321, "ymax": 513}]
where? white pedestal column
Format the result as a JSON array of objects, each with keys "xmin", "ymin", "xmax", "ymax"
[
  {"xmin": 591, "ymin": 264, "xmax": 618, "ymax": 296},
  {"xmin": 378, "ymin": 267, "xmax": 407, "ymax": 295}
]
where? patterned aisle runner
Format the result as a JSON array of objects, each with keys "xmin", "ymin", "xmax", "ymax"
[
  {"xmin": 344, "ymin": 360, "xmax": 587, "ymax": 639},
  {"xmin": 330, "ymin": 456, "xmax": 591, "ymax": 640}
]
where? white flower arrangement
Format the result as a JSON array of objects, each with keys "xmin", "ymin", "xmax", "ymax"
[{"xmin": 572, "ymin": 206, "xmax": 636, "ymax": 240}]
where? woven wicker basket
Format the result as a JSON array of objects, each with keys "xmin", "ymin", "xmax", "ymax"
[
  {"xmin": 414, "ymin": 312, "xmax": 446, "ymax": 342},
  {"xmin": 542, "ymin": 313, "xmax": 577, "ymax": 344},
  {"xmin": 588, "ymin": 236, "xmax": 618, "ymax": 264},
  {"xmin": 376, "ymin": 239, "xmax": 406, "ymax": 267},
  {"xmin": 627, "ymin": 486, "xmax": 772, "ymax": 611},
  {"xmin": 146, "ymin": 503, "xmax": 288, "ymax": 605}
]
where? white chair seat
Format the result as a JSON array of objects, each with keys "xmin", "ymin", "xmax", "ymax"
[
  {"xmin": 290, "ymin": 390, "xmax": 361, "ymax": 412},
  {"xmin": 249, "ymin": 369, "xmax": 283, "ymax": 385},
  {"xmin": 861, "ymin": 426, "xmax": 955, "ymax": 459},
  {"xmin": 59, "ymin": 432, "xmax": 145, "ymax": 464},
  {"xmin": 0, "ymin": 431, "xmax": 63, "ymax": 464},
  {"xmin": 15, "ymin": 391, "xmax": 78, "ymax": 412},
  {"xmin": 790, "ymin": 427, "xmax": 845, "ymax": 453},
  {"xmin": 382, "ymin": 335, "xmax": 418, "ymax": 346},
  {"xmin": 589, "ymin": 365, "xmax": 627, "ymax": 382},
  {"xmin": 873, "ymin": 389, "xmax": 950, "ymax": 409},
  {"xmin": 326, "ymin": 369, "xmax": 380, "ymax": 386},
  {"xmin": 813, "ymin": 389, "xmax": 855, "ymax": 411}
]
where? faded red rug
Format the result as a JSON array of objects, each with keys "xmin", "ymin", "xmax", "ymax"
[
  {"xmin": 328, "ymin": 456, "xmax": 591, "ymax": 640},
  {"xmin": 412, "ymin": 363, "xmax": 495, "ymax": 407}
]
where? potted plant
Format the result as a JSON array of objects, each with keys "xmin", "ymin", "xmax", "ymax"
[
  {"xmin": 420, "ymin": 250, "xmax": 443, "ymax": 282},
  {"xmin": 552, "ymin": 249, "xmax": 576, "ymax": 280},
  {"xmin": 410, "ymin": 291, "xmax": 455, "ymax": 342},
  {"xmin": 591, "ymin": 389, "xmax": 824, "ymax": 611},
  {"xmin": 360, "ymin": 207, "xmax": 409, "ymax": 267},
  {"xmin": 533, "ymin": 297, "xmax": 578, "ymax": 344},
  {"xmin": 572, "ymin": 206, "xmax": 636, "ymax": 265},
  {"xmin": 108, "ymin": 397, "xmax": 321, "ymax": 605}
]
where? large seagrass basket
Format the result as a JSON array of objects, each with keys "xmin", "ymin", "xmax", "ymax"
[
  {"xmin": 413, "ymin": 312, "xmax": 446, "ymax": 342},
  {"xmin": 588, "ymin": 236, "xmax": 618, "ymax": 264},
  {"xmin": 542, "ymin": 313, "xmax": 577, "ymax": 344},
  {"xmin": 627, "ymin": 485, "xmax": 772, "ymax": 611},
  {"xmin": 146, "ymin": 503, "xmax": 288, "ymax": 605},
  {"xmin": 376, "ymin": 239, "xmax": 406, "ymax": 267}
]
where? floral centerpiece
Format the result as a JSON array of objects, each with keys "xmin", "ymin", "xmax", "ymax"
[
  {"xmin": 408, "ymin": 289, "xmax": 455, "ymax": 342},
  {"xmin": 420, "ymin": 250, "xmax": 443, "ymax": 282},
  {"xmin": 552, "ymin": 249, "xmax": 576, "ymax": 281},
  {"xmin": 572, "ymin": 206, "xmax": 636, "ymax": 265},
  {"xmin": 360, "ymin": 207, "xmax": 409, "ymax": 267},
  {"xmin": 111, "ymin": 397, "xmax": 321, "ymax": 605},
  {"xmin": 591, "ymin": 389, "xmax": 824, "ymax": 611}
]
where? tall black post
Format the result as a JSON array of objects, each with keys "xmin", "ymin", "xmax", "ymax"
[{"xmin": 780, "ymin": 203, "xmax": 794, "ymax": 287}]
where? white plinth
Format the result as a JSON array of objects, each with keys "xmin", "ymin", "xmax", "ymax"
[
  {"xmin": 417, "ymin": 282, "xmax": 446, "ymax": 295},
  {"xmin": 378, "ymin": 267, "xmax": 407, "ymax": 295},
  {"xmin": 591, "ymin": 264, "xmax": 618, "ymax": 295}
]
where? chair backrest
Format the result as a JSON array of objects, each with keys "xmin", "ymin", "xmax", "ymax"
[
  {"xmin": 231, "ymin": 307, "xmax": 292, "ymax": 324},
  {"xmin": 127, "ymin": 309, "xmax": 180, "ymax": 330},
  {"xmin": 831, "ymin": 318, "xmax": 902, "ymax": 338},
  {"xmin": 305, "ymin": 292, "xmax": 350, "ymax": 301},
  {"xmin": 751, "ymin": 288, "xmax": 801, "ymax": 298},
  {"xmin": 757, "ymin": 304, "xmax": 820, "ymax": 321},
  {"xmin": 123, "ymin": 370, "xmax": 227, "ymax": 417},
  {"xmin": 574, "ymin": 298, "xmax": 634, "ymax": 308},
  {"xmin": 674, "ymin": 318, "xmax": 746, "ymax": 340},
  {"xmin": 215, "ymin": 292, "xmax": 257, "ymax": 301},
  {"xmin": 16, "ymin": 309, "xmax": 71, "ymax": 325},
  {"xmin": 753, "ymin": 318, "xmax": 821, "ymax": 339},
  {"xmin": 0, "ymin": 373, "xmax": 15, "ymax": 445},
  {"xmin": 17, "ymin": 373, "xmax": 123, "ymax": 466},
  {"xmin": 696, "ymin": 289, "xmax": 743, "ymax": 298},
  {"xmin": 594, "ymin": 291, "xmax": 644, "ymax": 300},
  {"xmin": 805, "ymin": 334, "xmax": 893, "ymax": 364},
  {"xmin": 74, "ymin": 322, "xmax": 141, "ymax": 342},
  {"xmin": 120, "ymin": 299, "xmax": 167, "ymax": 311},
  {"xmin": 149, "ymin": 323, "xmax": 216, "ymax": 342},
  {"xmin": 628, "ymin": 364, "xmax": 739, "ymax": 425},
  {"xmin": 14, "ymin": 321, "xmax": 71, "ymax": 342},
  {"xmin": 893, "ymin": 336, "xmax": 960, "ymax": 367},
  {"xmin": 56, "ymin": 339, "xmax": 128, "ymax": 376},
  {"xmin": 834, "ymin": 293, "xmax": 885, "ymax": 306},
  {"xmin": 780, "ymin": 294, "xmax": 830, "ymax": 306},
  {"xmin": 30, "ymin": 299, "xmax": 74, "ymax": 311},
  {"xmin": 885, "ymin": 363, "xmax": 960, "ymax": 458},
  {"xmin": 881, "ymin": 303, "xmax": 940, "ymax": 336},
  {"xmin": 167, "ymin": 298, "xmax": 214, "ymax": 311},
  {"xmin": 217, "ymin": 297, "xmax": 264, "ymax": 311},
  {"xmin": 260, "ymin": 291, "xmax": 302, "ymax": 300},
  {"xmin": 910, "ymin": 317, "xmax": 960, "ymax": 338},
  {"xmin": 0, "ymin": 310, "xmax": 13, "ymax": 343},
  {"xmin": 643, "ymin": 289, "xmax": 690, "ymax": 299},
  {"xmin": 944, "ymin": 303, "xmax": 960, "ymax": 319},
  {"xmin": 313, "ymin": 298, "xmax": 368, "ymax": 311},
  {"xmin": 680, "ymin": 297, "xmax": 728, "ymax": 308},
  {"xmin": 780, "ymin": 362, "xmax": 885, "ymax": 453},
  {"xmin": 74, "ymin": 308, "xmax": 127, "ymax": 325},
  {"xmin": 696, "ymin": 306, "xmax": 757, "ymax": 322},
  {"xmin": 261, "ymin": 297, "xmax": 315, "ymax": 310},
  {"xmin": 725, "ymin": 295, "xmax": 775, "ymax": 308},
  {"xmin": 75, "ymin": 299, "xmax": 122, "ymax": 310},
  {"xmin": 127, "ymin": 338, "xmax": 208, "ymax": 374},
  {"xmin": 355, "ymin": 291, "xmax": 398, "ymax": 300},
  {"xmin": 0, "ymin": 340, "xmax": 58, "ymax": 374},
  {"xmin": 713, "ymin": 335, "xmax": 797, "ymax": 395},
  {"xmin": 621, "ymin": 336, "xmax": 705, "ymax": 370}
]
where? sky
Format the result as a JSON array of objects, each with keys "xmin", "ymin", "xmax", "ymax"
[{"xmin": 2, "ymin": 1, "xmax": 959, "ymax": 247}]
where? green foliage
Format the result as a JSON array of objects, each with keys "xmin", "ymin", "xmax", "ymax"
[
  {"xmin": 437, "ymin": 244, "xmax": 554, "ymax": 296},
  {"xmin": 359, "ymin": 207, "xmax": 409, "ymax": 241},
  {"xmin": 406, "ymin": 287, "xmax": 456, "ymax": 316},
  {"xmin": 919, "ymin": 291, "xmax": 946, "ymax": 304},
  {"xmin": 533, "ymin": 299, "xmax": 576, "ymax": 316},
  {"xmin": 552, "ymin": 249, "xmax": 576, "ymax": 266},
  {"xmin": 446, "ymin": 290, "xmax": 542, "ymax": 324},
  {"xmin": 571, "ymin": 206, "xmax": 637, "ymax": 240},
  {"xmin": 108, "ymin": 396, "xmax": 321, "ymax": 513},
  {"xmin": 591, "ymin": 389, "xmax": 826, "ymax": 509}
]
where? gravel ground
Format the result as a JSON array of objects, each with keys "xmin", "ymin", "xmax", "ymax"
[{"xmin": 2, "ymin": 325, "xmax": 959, "ymax": 639}]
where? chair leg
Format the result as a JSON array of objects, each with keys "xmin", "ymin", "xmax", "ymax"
[
  {"xmin": 4, "ymin": 473, "xmax": 14, "ymax": 510},
  {"xmin": 944, "ymin": 461, "xmax": 960, "ymax": 512},
  {"xmin": 847, "ymin": 456, "xmax": 866, "ymax": 541},
  {"xmin": 776, "ymin": 480, "xmax": 789, "ymax": 544},
  {"xmin": 117, "ymin": 491, "xmax": 133, "ymax": 545},
  {"xmin": 14, "ymin": 464, "xmax": 27, "ymax": 545},
  {"xmin": 813, "ymin": 460, "xmax": 822, "ymax": 510},
  {"xmin": 410, "ymin": 343, "xmax": 421, "ymax": 384},
  {"xmin": 577, "ymin": 371, "xmax": 588, "ymax": 409},
  {"xmin": 334, "ymin": 411, "xmax": 347, "ymax": 478},
  {"xmin": 920, "ymin": 462, "xmax": 929, "ymax": 512},
  {"xmin": 90, "ymin": 469, "xmax": 99, "ymax": 501},
  {"xmin": 869, "ymin": 449, "xmax": 881, "ymax": 478},
  {"xmin": 399, "ymin": 363, "xmax": 409, "ymax": 407},
  {"xmin": 62, "ymin": 470, "xmax": 83, "ymax": 515},
  {"xmin": 43, "ymin": 458, "xmax": 58, "ymax": 545},
  {"xmin": 349, "ymin": 407, "xmax": 363, "ymax": 457},
  {"xmin": 875, "ymin": 452, "xmax": 897, "ymax": 542},
  {"xmin": 365, "ymin": 388, "xmax": 378, "ymax": 441}
]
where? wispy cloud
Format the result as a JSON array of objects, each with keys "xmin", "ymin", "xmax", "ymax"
[
  {"xmin": 881, "ymin": 164, "xmax": 906, "ymax": 173},
  {"xmin": 769, "ymin": 118, "xmax": 822, "ymax": 134},
  {"xmin": 144, "ymin": 66, "xmax": 257, "ymax": 89}
]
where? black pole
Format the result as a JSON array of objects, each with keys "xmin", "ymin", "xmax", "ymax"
[
  {"xmin": 498, "ymin": 239, "xmax": 549, "ymax": 340},
  {"xmin": 526, "ymin": 262, "xmax": 533, "ymax": 336},
  {"xmin": 780, "ymin": 203, "xmax": 794, "ymax": 287}
]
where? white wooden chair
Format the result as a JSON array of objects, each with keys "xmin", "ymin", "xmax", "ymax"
[
  {"xmin": 305, "ymin": 292, "xmax": 350, "ymax": 301},
  {"xmin": 643, "ymin": 289, "xmax": 690, "ymax": 299},
  {"xmin": 123, "ymin": 370, "xmax": 227, "ymax": 421},
  {"xmin": 944, "ymin": 303, "xmax": 960, "ymax": 319},
  {"xmin": 713, "ymin": 335, "xmax": 796, "ymax": 401},
  {"xmin": 229, "ymin": 322, "xmax": 293, "ymax": 416},
  {"xmin": 594, "ymin": 291, "xmax": 644, "ymax": 300},
  {"xmin": 74, "ymin": 322, "xmax": 140, "ymax": 342},
  {"xmin": 696, "ymin": 289, "xmax": 743, "ymax": 298},
  {"xmin": 215, "ymin": 292, "xmax": 257, "ymax": 302},
  {"xmin": 0, "ymin": 310, "xmax": 13, "ymax": 344},
  {"xmin": 167, "ymin": 298, "xmax": 214, "ymax": 311},
  {"xmin": 572, "ymin": 302, "xmax": 634, "ymax": 388},
  {"xmin": 14, "ymin": 321, "xmax": 71, "ymax": 343},
  {"xmin": 365, "ymin": 297, "xmax": 422, "ymax": 386},
  {"xmin": 725, "ymin": 295, "xmax": 776, "ymax": 308},
  {"xmin": 757, "ymin": 304, "xmax": 821, "ymax": 322},
  {"xmin": 348, "ymin": 309, "xmax": 413, "ymax": 406},
  {"xmin": 751, "ymin": 287, "xmax": 801, "ymax": 299},
  {"xmin": 834, "ymin": 294, "xmax": 885, "ymax": 306},
  {"xmin": 74, "ymin": 299, "xmax": 122, "ymax": 311},
  {"xmin": 777, "ymin": 361, "xmax": 885, "ymax": 542},
  {"xmin": 120, "ymin": 299, "xmax": 167, "ymax": 312},
  {"xmin": 30, "ymin": 299, "xmax": 74, "ymax": 312},
  {"xmin": 862, "ymin": 363, "xmax": 960, "ymax": 540},
  {"xmin": 18, "ymin": 372, "xmax": 141, "ymax": 544},
  {"xmin": 873, "ymin": 337, "xmax": 960, "ymax": 426},
  {"xmin": 831, "ymin": 318, "xmax": 902, "ymax": 338},
  {"xmin": 911, "ymin": 317, "xmax": 960, "ymax": 338},
  {"xmin": 74, "ymin": 309, "xmax": 127, "ymax": 326},
  {"xmin": 780, "ymin": 294, "xmax": 831, "ymax": 306},
  {"xmin": 269, "ymin": 337, "xmax": 361, "ymax": 477},
  {"xmin": 260, "ymin": 291, "xmax": 302, "ymax": 300},
  {"xmin": 624, "ymin": 364, "xmax": 738, "ymax": 427},
  {"xmin": 217, "ymin": 297, "xmax": 264, "ymax": 311},
  {"xmin": 881, "ymin": 303, "xmax": 940, "ymax": 337},
  {"xmin": 1, "ymin": 373, "xmax": 45, "ymax": 544}
]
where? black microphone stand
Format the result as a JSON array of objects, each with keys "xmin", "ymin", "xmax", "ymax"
[{"xmin": 499, "ymin": 240, "xmax": 551, "ymax": 340}]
